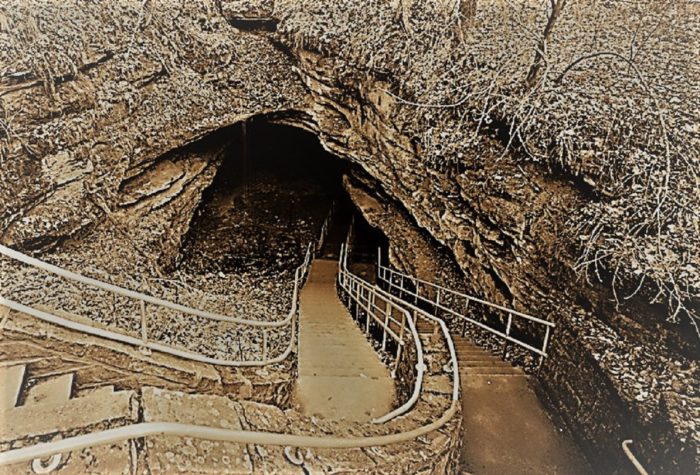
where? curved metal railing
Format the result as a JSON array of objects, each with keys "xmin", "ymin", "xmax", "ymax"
[
  {"xmin": 376, "ymin": 249, "xmax": 555, "ymax": 366},
  {"xmin": 337, "ymin": 243, "xmax": 426, "ymax": 423},
  {"xmin": 375, "ymin": 278, "xmax": 461, "ymax": 405},
  {"xmin": 0, "ymin": 247, "xmax": 461, "ymax": 468},
  {"xmin": 0, "ymin": 243, "xmax": 313, "ymax": 366},
  {"xmin": 622, "ymin": 440, "xmax": 650, "ymax": 475}
]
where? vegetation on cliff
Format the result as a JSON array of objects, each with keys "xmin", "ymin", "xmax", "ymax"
[{"xmin": 277, "ymin": 0, "xmax": 700, "ymax": 337}]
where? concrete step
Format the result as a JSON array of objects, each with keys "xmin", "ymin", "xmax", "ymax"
[
  {"xmin": 460, "ymin": 359, "xmax": 512, "ymax": 368},
  {"xmin": 455, "ymin": 347, "xmax": 491, "ymax": 354},
  {"xmin": 25, "ymin": 373, "xmax": 73, "ymax": 405},
  {"xmin": 0, "ymin": 365, "xmax": 26, "ymax": 410},
  {"xmin": 462, "ymin": 366, "xmax": 525, "ymax": 376},
  {"xmin": 299, "ymin": 363, "xmax": 389, "ymax": 378},
  {"xmin": 454, "ymin": 348, "xmax": 488, "ymax": 354},
  {"xmin": 75, "ymin": 384, "xmax": 115, "ymax": 398},
  {"xmin": 451, "ymin": 339, "xmax": 483, "ymax": 347},
  {"xmin": 457, "ymin": 351, "xmax": 492, "ymax": 361},
  {"xmin": 298, "ymin": 259, "xmax": 394, "ymax": 422},
  {"xmin": 457, "ymin": 353, "xmax": 503, "ymax": 361},
  {"xmin": 0, "ymin": 387, "xmax": 137, "ymax": 443},
  {"xmin": 453, "ymin": 345, "xmax": 493, "ymax": 354}
]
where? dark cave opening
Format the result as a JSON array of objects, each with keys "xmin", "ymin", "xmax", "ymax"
[{"xmin": 179, "ymin": 118, "xmax": 387, "ymax": 277}]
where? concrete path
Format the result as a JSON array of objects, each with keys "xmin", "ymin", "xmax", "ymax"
[
  {"xmin": 295, "ymin": 259, "xmax": 394, "ymax": 422},
  {"xmin": 453, "ymin": 335, "xmax": 591, "ymax": 475}
]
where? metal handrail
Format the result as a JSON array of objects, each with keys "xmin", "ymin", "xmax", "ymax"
[
  {"xmin": 0, "ymin": 243, "xmax": 314, "ymax": 366},
  {"xmin": 337, "ymin": 244, "xmax": 426, "ymax": 423},
  {"xmin": 377, "ymin": 285, "xmax": 460, "ymax": 404},
  {"xmin": 622, "ymin": 440, "xmax": 650, "ymax": 475},
  {"xmin": 376, "ymin": 249, "xmax": 554, "ymax": 365},
  {"xmin": 317, "ymin": 201, "xmax": 335, "ymax": 252},
  {"xmin": 0, "ymin": 244, "xmax": 300, "ymax": 327},
  {"xmin": 0, "ymin": 404, "xmax": 459, "ymax": 466},
  {"xmin": 0, "ymin": 247, "xmax": 461, "ymax": 468}
]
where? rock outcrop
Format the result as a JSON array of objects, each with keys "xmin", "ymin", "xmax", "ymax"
[{"xmin": 1, "ymin": 1, "xmax": 697, "ymax": 473}]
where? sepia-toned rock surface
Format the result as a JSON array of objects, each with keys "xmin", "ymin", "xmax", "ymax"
[{"xmin": 1, "ymin": 0, "xmax": 698, "ymax": 473}]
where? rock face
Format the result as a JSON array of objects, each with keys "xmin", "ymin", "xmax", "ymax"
[
  {"xmin": 1, "ymin": 1, "xmax": 697, "ymax": 473},
  {"xmin": 0, "ymin": 0, "xmax": 306, "ymax": 252}
]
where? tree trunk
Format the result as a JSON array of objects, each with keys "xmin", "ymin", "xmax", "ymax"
[{"xmin": 526, "ymin": 0, "xmax": 567, "ymax": 89}]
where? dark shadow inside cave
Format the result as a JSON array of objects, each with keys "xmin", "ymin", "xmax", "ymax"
[{"xmin": 179, "ymin": 117, "xmax": 387, "ymax": 277}]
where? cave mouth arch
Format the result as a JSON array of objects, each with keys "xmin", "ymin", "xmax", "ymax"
[{"xmin": 178, "ymin": 114, "xmax": 384, "ymax": 277}]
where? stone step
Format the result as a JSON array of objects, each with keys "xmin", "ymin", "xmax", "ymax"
[
  {"xmin": 0, "ymin": 387, "xmax": 137, "ymax": 443},
  {"xmin": 458, "ymin": 359, "xmax": 513, "ymax": 368},
  {"xmin": 141, "ymin": 387, "xmax": 254, "ymax": 473},
  {"xmin": 3, "ymin": 309, "xmax": 221, "ymax": 393},
  {"xmin": 0, "ymin": 441, "xmax": 135, "ymax": 475},
  {"xmin": 0, "ymin": 365, "xmax": 26, "ymax": 410},
  {"xmin": 25, "ymin": 373, "xmax": 74, "ymax": 405},
  {"xmin": 461, "ymin": 366, "xmax": 524, "ymax": 376},
  {"xmin": 75, "ymin": 384, "xmax": 115, "ymax": 398}
]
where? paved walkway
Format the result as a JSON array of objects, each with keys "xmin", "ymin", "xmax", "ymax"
[
  {"xmin": 295, "ymin": 259, "xmax": 394, "ymax": 422},
  {"xmin": 453, "ymin": 335, "xmax": 591, "ymax": 475}
]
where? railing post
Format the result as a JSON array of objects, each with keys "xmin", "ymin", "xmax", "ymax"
[
  {"xmin": 435, "ymin": 288, "xmax": 441, "ymax": 315},
  {"xmin": 381, "ymin": 300, "xmax": 390, "ymax": 350},
  {"xmin": 393, "ymin": 337, "xmax": 403, "ymax": 378},
  {"xmin": 262, "ymin": 329, "xmax": 268, "ymax": 360},
  {"xmin": 139, "ymin": 299, "xmax": 150, "ymax": 355},
  {"xmin": 414, "ymin": 281, "xmax": 419, "ymax": 305},
  {"xmin": 539, "ymin": 325, "xmax": 551, "ymax": 369},
  {"xmin": 399, "ymin": 310, "xmax": 407, "ymax": 344},
  {"xmin": 365, "ymin": 290, "xmax": 371, "ymax": 335},
  {"xmin": 501, "ymin": 312, "xmax": 512, "ymax": 359},
  {"xmin": 462, "ymin": 299, "xmax": 470, "ymax": 336}
]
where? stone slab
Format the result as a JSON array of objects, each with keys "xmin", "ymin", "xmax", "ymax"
[{"xmin": 0, "ymin": 365, "xmax": 25, "ymax": 410}]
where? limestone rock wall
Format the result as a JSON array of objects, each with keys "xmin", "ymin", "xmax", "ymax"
[
  {"xmin": 1, "ymin": 1, "xmax": 697, "ymax": 473},
  {"xmin": 0, "ymin": 0, "xmax": 306, "ymax": 252}
]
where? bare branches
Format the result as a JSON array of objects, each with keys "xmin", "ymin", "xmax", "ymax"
[{"xmin": 525, "ymin": 0, "xmax": 567, "ymax": 89}]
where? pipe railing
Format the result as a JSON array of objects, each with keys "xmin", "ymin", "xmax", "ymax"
[
  {"xmin": 0, "ymin": 243, "xmax": 314, "ymax": 366},
  {"xmin": 622, "ymin": 440, "xmax": 650, "ymax": 475},
  {"xmin": 0, "ymin": 245, "xmax": 461, "ymax": 469},
  {"xmin": 377, "ymin": 282, "xmax": 461, "ymax": 405},
  {"xmin": 337, "ymin": 243, "xmax": 426, "ymax": 423},
  {"xmin": 316, "ymin": 201, "xmax": 335, "ymax": 252},
  {"xmin": 376, "ymin": 248, "xmax": 554, "ymax": 366}
]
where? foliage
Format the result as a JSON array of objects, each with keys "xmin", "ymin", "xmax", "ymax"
[{"xmin": 276, "ymin": 0, "xmax": 700, "ymax": 335}]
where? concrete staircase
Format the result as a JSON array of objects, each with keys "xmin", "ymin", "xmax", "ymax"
[
  {"xmin": 295, "ymin": 259, "xmax": 395, "ymax": 421},
  {"xmin": 443, "ymin": 335, "xmax": 590, "ymax": 474},
  {"xmin": 451, "ymin": 335, "xmax": 525, "ymax": 377},
  {"xmin": 0, "ymin": 362, "xmax": 137, "ymax": 474}
]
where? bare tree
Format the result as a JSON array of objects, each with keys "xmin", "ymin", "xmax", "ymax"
[{"xmin": 526, "ymin": 0, "xmax": 567, "ymax": 88}]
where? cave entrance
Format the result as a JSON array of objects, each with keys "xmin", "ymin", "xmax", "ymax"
[{"xmin": 180, "ymin": 117, "xmax": 356, "ymax": 277}]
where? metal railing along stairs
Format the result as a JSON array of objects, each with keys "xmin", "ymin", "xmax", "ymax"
[
  {"xmin": 0, "ymin": 244, "xmax": 460, "ymax": 468},
  {"xmin": 376, "ymin": 248, "xmax": 555, "ymax": 367},
  {"xmin": 337, "ymin": 243, "xmax": 454, "ymax": 424},
  {"xmin": 0, "ymin": 242, "xmax": 314, "ymax": 367},
  {"xmin": 0, "ymin": 203, "xmax": 343, "ymax": 367}
]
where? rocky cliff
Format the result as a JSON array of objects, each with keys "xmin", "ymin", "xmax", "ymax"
[{"xmin": 1, "ymin": 1, "xmax": 697, "ymax": 473}]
